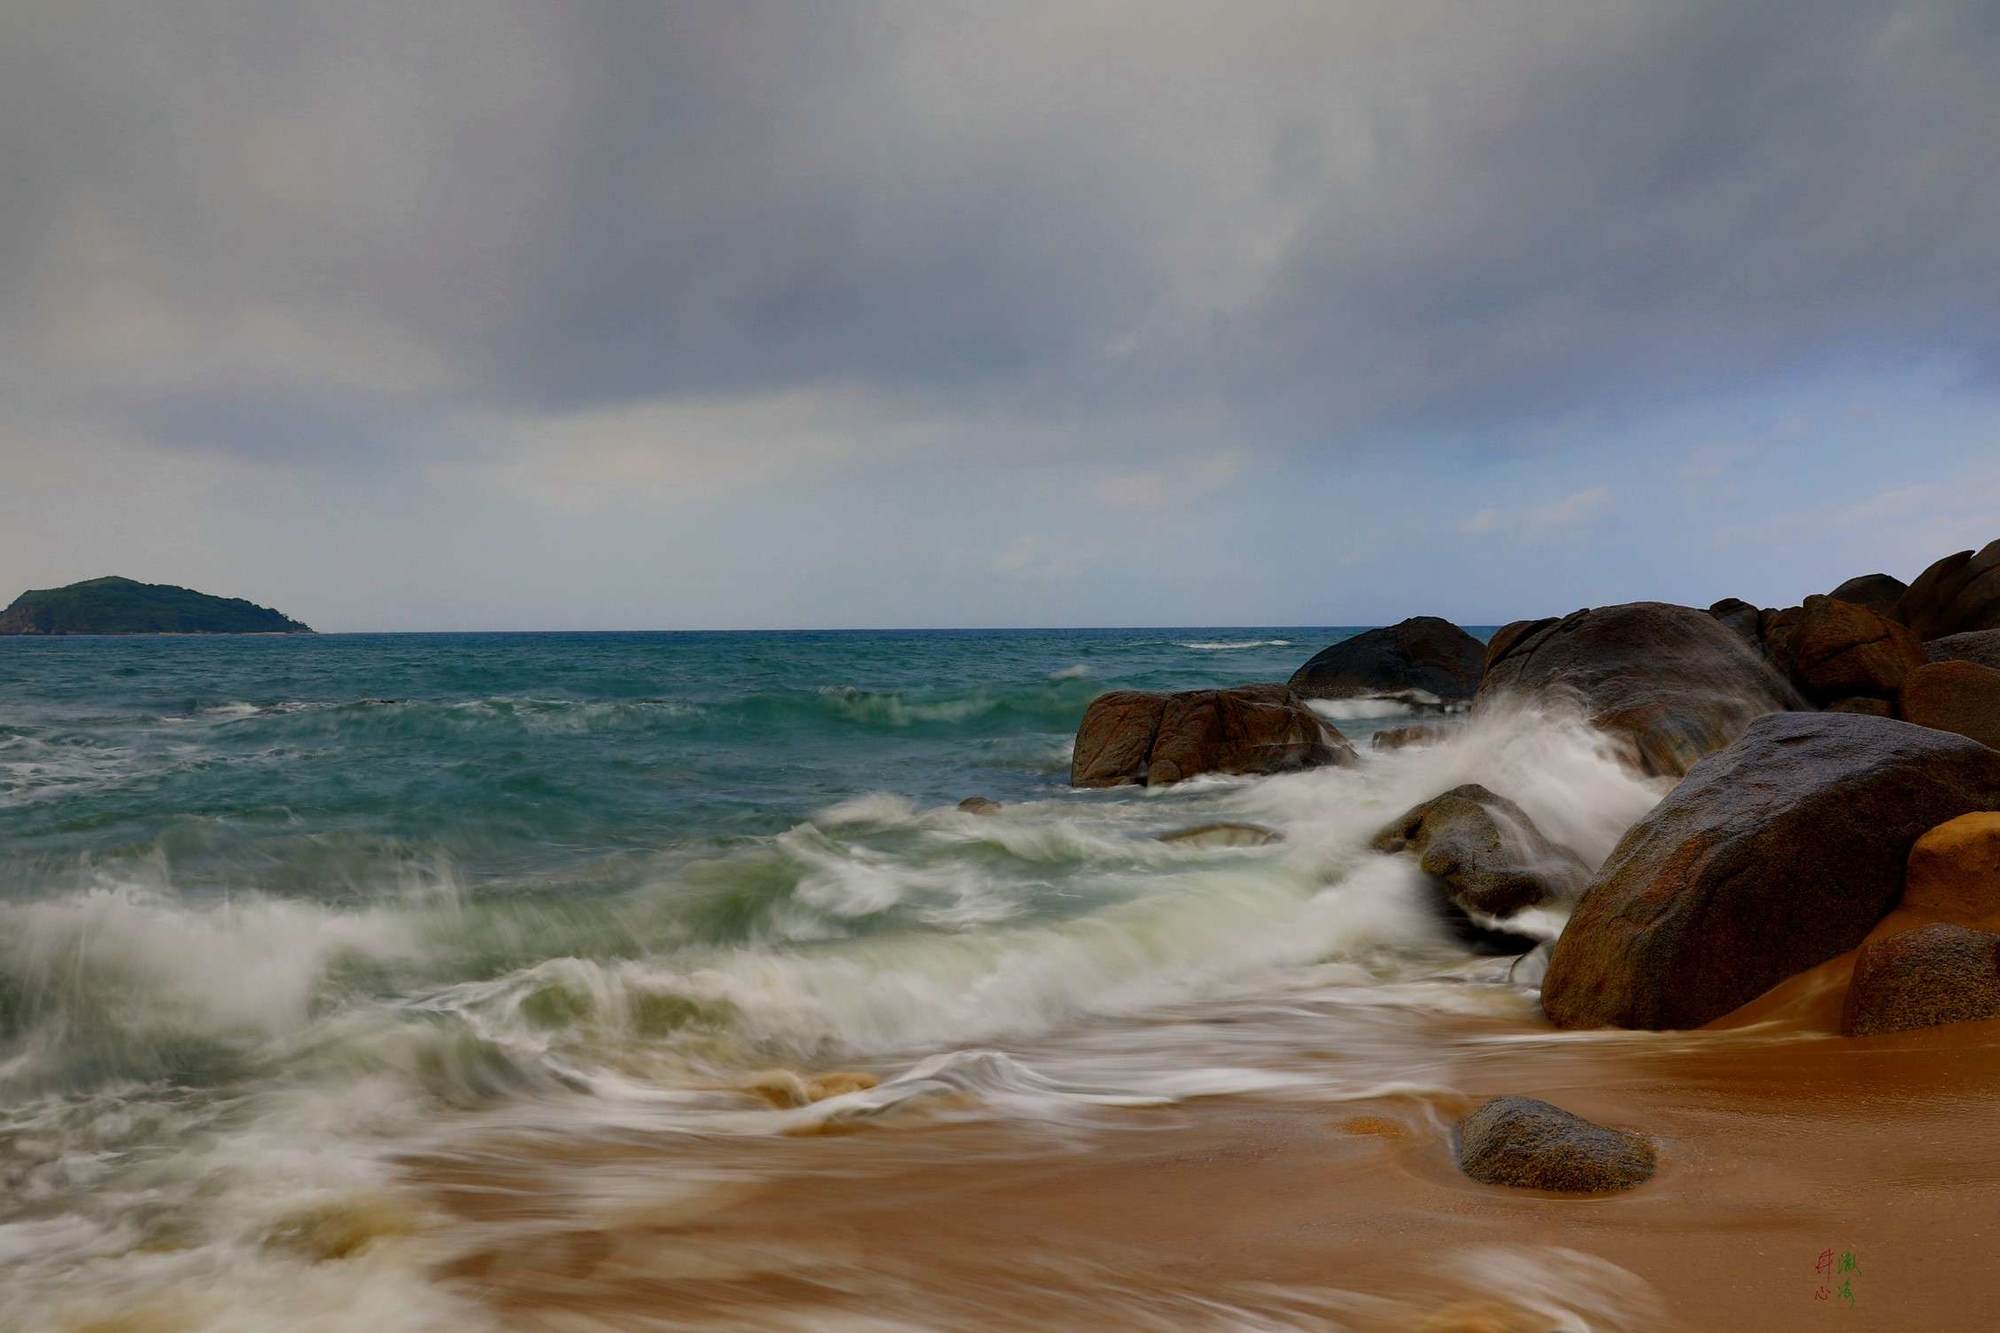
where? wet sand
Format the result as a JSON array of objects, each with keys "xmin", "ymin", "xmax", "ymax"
[{"xmin": 403, "ymin": 965, "xmax": 2000, "ymax": 1331}]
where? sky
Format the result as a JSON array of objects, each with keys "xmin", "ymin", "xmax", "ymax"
[{"xmin": 3, "ymin": 0, "xmax": 1998, "ymax": 631}]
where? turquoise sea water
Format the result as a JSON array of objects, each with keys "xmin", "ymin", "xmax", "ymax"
[
  {"xmin": 3, "ymin": 627, "xmax": 1689, "ymax": 1329},
  {"xmin": 0, "ymin": 630, "xmax": 1368, "ymax": 896}
]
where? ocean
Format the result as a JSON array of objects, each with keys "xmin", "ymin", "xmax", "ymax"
[{"xmin": 1, "ymin": 628, "xmax": 1696, "ymax": 1329}]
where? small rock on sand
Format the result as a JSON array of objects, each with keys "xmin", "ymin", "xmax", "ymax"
[{"xmin": 1454, "ymin": 1096, "xmax": 1656, "ymax": 1194}]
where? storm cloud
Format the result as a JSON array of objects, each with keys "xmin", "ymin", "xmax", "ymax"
[{"xmin": 4, "ymin": 1, "xmax": 1998, "ymax": 627}]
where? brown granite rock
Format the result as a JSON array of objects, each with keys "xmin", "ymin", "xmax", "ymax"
[
  {"xmin": 1482, "ymin": 617, "xmax": 1559, "ymax": 674},
  {"xmin": 1069, "ymin": 690, "xmax": 1169, "ymax": 787},
  {"xmin": 1783, "ymin": 595, "xmax": 1926, "ymax": 704},
  {"xmin": 956, "ymin": 796, "xmax": 1002, "ymax": 815},
  {"xmin": 1070, "ymin": 685, "xmax": 1355, "ymax": 788},
  {"xmin": 1899, "ymin": 539, "xmax": 2000, "ymax": 640},
  {"xmin": 1541, "ymin": 712, "xmax": 2000, "ymax": 1030},
  {"xmin": 1841, "ymin": 923, "xmax": 2000, "ymax": 1036},
  {"xmin": 1758, "ymin": 605, "xmax": 1803, "ymax": 669},
  {"xmin": 1454, "ymin": 1097, "xmax": 1656, "ymax": 1194},
  {"xmin": 1827, "ymin": 697, "xmax": 1895, "ymax": 717},
  {"xmin": 1475, "ymin": 601, "xmax": 1801, "ymax": 777},
  {"xmin": 1899, "ymin": 660, "xmax": 2000, "ymax": 750},
  {"xmin": 1903, "ymin": 812, "xmax": 2000, "ymax": 928}
]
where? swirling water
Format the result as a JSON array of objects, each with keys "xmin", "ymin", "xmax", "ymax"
[{"xmin": 0, "ymin": 628, "xmax": 1696, "ymax": 1329}]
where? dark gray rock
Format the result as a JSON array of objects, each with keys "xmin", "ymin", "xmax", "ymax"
[
  {"xmin": 1827, "ymin": 573, "xmax": 1909, "ymax": 619},
  {"xmin": 1542, "ymin": 712, "xmax": 2000, "ymax": 1030},
  {"xmin": 1289, "ymin": 617, "xmax": 1485, "ymax": 706},
  {"xmin": 1476, "ymin": 601, "xmax": 1801, "ymax": 776},
  {"xmin": 1707, "ymin": 597, "xmax": 1763, "ymax": 644},
  {"xmin": 1927, "ymin": 629, "xmax": 2000, "ymax": 672},
  {"xmin": 1455, "ymin": 1096, "xmax": 1656, "ymax": 1193},
  {"xmin": 1372, "ymin": 783, "xmax": 1589, "ymax": 918}
]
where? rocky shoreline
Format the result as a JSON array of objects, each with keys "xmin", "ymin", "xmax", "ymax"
[{"xmin": 1070, "ymin": 536, "xmax": 2000, "ymax": 1193}]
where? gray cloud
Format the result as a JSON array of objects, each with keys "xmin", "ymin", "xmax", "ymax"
[
  {"xmin": 3, "ymin": 1, "xmax": 1998, "ymax": 625},
  {"xmin": 12, "ymin": 0, "xmax": 1998, "ymax": 443}
]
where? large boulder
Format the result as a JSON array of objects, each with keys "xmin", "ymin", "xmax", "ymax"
[
  {"xmin": 1454, "ymin": 1097, "xmax": 1656, "ymax": 1194},
  {"xmin": 1069, "ymin": 691, "xmax": 1167, "ymax": 787},
  {"xmin": 1541, "ymin": 713, "xmax": 2000, "ymax": 1030},
  {"xmin": 1904, "ymin": 813, "xmax": 2000, "ymax": 928},
  {"xmin": 1288, "ymin": 617, "xmax": 1485, "ymax": 706},
  {"xmin": 1899, "ymin": 539, "xmax": 2000, "ymax": 639},
  {"xmin": 1781, "ymin": 595, "xmax": 1926, "ymax": 704},
  {"xmin": 1476, "ymin": 602, "xmax": 1801, "ymax": 776},
  {"xmin": 1928, "ymin": 630, "xmax": 2000, "ymax": 672},
  {"xmin": 1069, "ymin": 685, "xmax": 1354, "ymax": 788},
  {"xmin": 1372, "ymin": 783, "xmax": 1589, "ymax": 918},
  {"xmin": 1899, "ymin": 660, "xmax": 2000, "ymax": 750},
  {"xmin": 1841, "ymin": 923, "xmax": 2000, "ymax": 1036},
  {"xmin": 1827, "ymin": 573, "xmax": 1908, "ymax": 619}
]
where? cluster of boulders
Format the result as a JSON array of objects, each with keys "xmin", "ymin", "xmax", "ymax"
[
  {"xmin": 1529, "ymin": 541, "xmax": 2000, "ymax": 1042},
  {"xmin": 1061, "ymin": 540, "xmax": 2000, "ymax": 1192},
  {"xmin": 1540, "ymin": 711, "xmax": 2000, "ymax": 1028},
  {"xmin": 1708, "ymin": 540, "xmax": 2000, "ymax": 743},
  {"xmin": 1069, "ymin": 617, "xmax": 1488, "ymax": 788}
]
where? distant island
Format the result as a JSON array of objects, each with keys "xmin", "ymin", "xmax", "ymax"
[{"xmin": 0, "ymin": 576, "xmax": 314, "ymax": 635}]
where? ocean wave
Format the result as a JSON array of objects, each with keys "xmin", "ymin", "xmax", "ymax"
[
  {"xmin": 180, "ymin": 695, "xmax": 707, "ymax": 731},
  {"xmin": 1176, "ymin": 638, "xmax": 1293, "ymax": 650}
]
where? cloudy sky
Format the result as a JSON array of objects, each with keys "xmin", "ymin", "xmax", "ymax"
[{"xmin": 4, "ymin": 1, "xmax": 1997, "ymax": 630}]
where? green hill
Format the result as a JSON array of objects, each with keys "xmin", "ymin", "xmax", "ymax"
[{"xmin": 0, "ymin": 577, "xmax": 314, "ymax": 635}]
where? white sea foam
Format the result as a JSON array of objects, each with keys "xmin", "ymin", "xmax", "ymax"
[
  {"xmin": 1176, "ymin": 638, "xmax": 1293, "ymax": 650},
  {"xmin": 1306, "ymin": 696, "xmax": 1417, "ymax": 720},
  {"xmin": 0, "ymin": 690, "xmax": 1677, "ymax": 1330}
]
